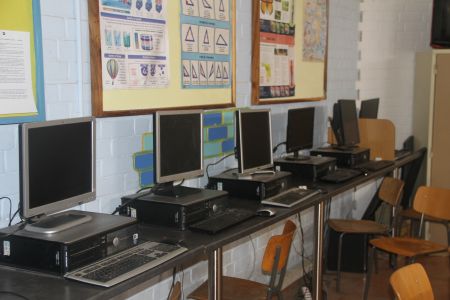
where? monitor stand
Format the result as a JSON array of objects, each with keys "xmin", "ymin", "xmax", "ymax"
[
  {"xmin": 25, "ymin": 212, "xmax": 93, "ymax": 234},
  {"xmin": 331, "ymin": 144, "xmax": 359, "ymax": 151},
  {"xmin": 284, "ymin": 151, "xmax": 310, "ymax": 161},
  {"xmin": 152, "ymin": 182, "xmax": 201, "ymax": 198}
]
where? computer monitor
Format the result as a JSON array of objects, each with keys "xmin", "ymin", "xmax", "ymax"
[
  {"xmin": 20, "ymin": 117, "xmax": 96, "ymax": 233},
  {"xmin": 154, "ymin": 110, "xmax": 203, "ymax": 196},
  {"xmin": 286, "ymin": 107, "xmax": 315, "ymax": 160},
  {"xmin": 359, "ymin": 98, "xmax": 379, "ymax": 119},
  {"xmin": 338, "ymin": 99, "xmax": 360, "ymax": 147},
  {"xmin": 235, "ymin": 108, "xmax": 273, "ymax": 175}
]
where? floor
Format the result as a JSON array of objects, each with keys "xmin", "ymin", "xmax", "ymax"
[{"xmin": 283, "ymin": 253, "xmax": 449, "ymax": 299}]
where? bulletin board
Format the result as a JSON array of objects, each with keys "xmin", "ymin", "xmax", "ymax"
[
  {"xmin": 88, "ymin": 0, "xmax": 236, "ymax": 117},
  {"xmin": 0, "ymin": 0, "xmax": 46, "ymax": 124},
  {"xmin": 251, "ymin": 0, "xmax": 328, "ymax": 105}
]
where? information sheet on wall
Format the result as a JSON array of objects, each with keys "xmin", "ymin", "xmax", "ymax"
[
  {"xmin": 303, "ymin": 0, "xmax": 327, "ymax": 62},
  {"xmin": 180, "ymin": 0, "xmax": 232, "ymax": 89},
  {"xmin": 259, "ymin": 0, "xmax": 295, "ymax": 99},
  {"xmin": 99, "ymin": 0, "xmax": 169, "ymax": 90},
  {"xmin": 0, "ymin": 30, "xmax": 37, "ymax": 114}
]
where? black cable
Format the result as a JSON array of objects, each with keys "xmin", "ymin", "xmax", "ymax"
[
  {"xmin": 111, "ymin": 185, "xmax": 157, "ymax": 215},
  {"xmin": 297, "ymin": 212, "xmax": 312, "ymax": 292},
  {"xmin": 272, "ymin": 141, "xmax": 286, "ymax": 153},
  {"xmin": 0, "ymin": 291, "xmax": 30, "ymax": 300},
  {"xmin": 205, "ymin": 153, "xmax": 234, "ymax": 180},
  {"xmin": 9, "ymin": 208, "xmax": 20, "ymax": 227},
  {"xmin": 0, "ymin": 197, "xmax": 12, "ymax": 225}
]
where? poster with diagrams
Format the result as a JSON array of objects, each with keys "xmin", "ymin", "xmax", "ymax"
[
  {"xmin": 99, "ymin": 0, "xmax": 169, "ymax": 90},
  {"xmin": 259, "ymin": 0, "xmax": 295, "ymax": 99},
  {"xmin": 180, "ymin": 0, "xmax": 232, "ymax": 89}
]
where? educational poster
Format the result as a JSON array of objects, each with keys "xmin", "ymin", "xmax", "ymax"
[
  {"xmin": 0, "ymin": 30, "xmax": 37, "ymax": 114},
  {"xmin": 303, "ymin": 0, "xmax": 327, "ymax": 62},
  {"xmin": 99, "ymin": 0, "xmax": 169, "ymax": 90},
  {"xmin": 180, "ymin": 0, "xmax": 232, "ymax": 89},
  {"xmin": 259, "ymin": 0, "xmax": 295, "ymax": 99}
]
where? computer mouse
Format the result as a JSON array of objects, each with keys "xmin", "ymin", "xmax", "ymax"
[{"xmin": 256, "ymin": 207, "xmax": 277, "ymax": 217}]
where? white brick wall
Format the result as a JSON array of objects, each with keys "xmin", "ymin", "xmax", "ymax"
[
  {"xmin": 357, "ymin": 0, "xmax": 433, "ymax": 148},
  {"xmin": 0, "ymin": 0, "xmax": 427, "ymax": 299}
]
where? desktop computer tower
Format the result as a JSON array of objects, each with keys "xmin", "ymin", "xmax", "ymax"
[
  {"xmin": 121, "ymin": 189, "xmax": 229, "ymax": 230},
  {"xmin": 0, "ymin": 211, "xmax": 138, "ymax": 275},
  {"xmin": 310, "ymin": 147, "xmax": 370, "ymax": 168},
  {"xmin": 326, "ymin": 228, "xmax": 368, "ymax": 273},
  {"xmin": 274, "ymin": 156, "xmax": 336, "ymax": 181},
  {"xmin": 207, "ymin": 169, "xmax": 292, "ymax": 200}
]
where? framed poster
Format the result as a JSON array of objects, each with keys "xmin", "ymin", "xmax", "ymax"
[
  {"xmin": 88, "ymin": 0, "xmax": 236, "ymax": 117},
  {"xmin": 252, "ymin": 0, "xmax": 328, "ymax": 105},
  {"xmin": 0, "ymin": 0, "xmax": 46, "ymax": 124}
]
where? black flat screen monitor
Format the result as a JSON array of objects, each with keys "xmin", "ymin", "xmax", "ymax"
[
  {"xmin": 431, "ymin": 0, "xmax": 450, "ymax": 47},
  {"xmin": 20, "ymin": 117, "xmax": 96, "ymax": 233},
  {"xmin": 359, "ymin": 98, "xmax": 379, "ymax": 119},
  {"xmin": 286, "ymin": 107, "xmax": 315, "ymax": 160},
  {"xmin": 154, "ymin": 110, "xmax": 203, "ymax": 196},
  {"xmin": 338, "ymin": 99, "xmax": 360, "ymax": 147},
  {"xmin": 236, "ymin": 109, "xmax": 273, "ymax": 174}
]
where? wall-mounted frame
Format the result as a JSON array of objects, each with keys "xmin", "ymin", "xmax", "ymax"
[
  {"xmin": 251, "ymin": 0, "xmax": 328, "ymax": 105},
  {"xmin": 0, "ymin": 0, "xmax": 46, "ymax": 124},
  {"xmin": 88, "ymin": 0, "xmax": 236, "ymax": 117}
]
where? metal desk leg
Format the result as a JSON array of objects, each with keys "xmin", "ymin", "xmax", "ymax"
[
  {"xmin": 208, "ymin": 247, "xmax": 223, "ymax": 300},
  {"xmin": 312, "ymin": 200, "xmax": 325, "ymax": 300}
]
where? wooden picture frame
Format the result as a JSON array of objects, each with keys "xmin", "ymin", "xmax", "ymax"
[
  {"xmin": 252, "ymin": 0, "xmax": 328, "ymax": 105},
  {"xmin": 88, "ymin": 0, "xmax": 236, "ymax": 117}
]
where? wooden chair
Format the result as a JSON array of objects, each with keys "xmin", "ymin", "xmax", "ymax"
[
  {"xmin": 327, "ymin": 177, "xmax": 404, "ymax": 291},
  {"xmin": 168, "ymin": 281, "xmax": 182, "ymax": 300},
  {"xmin": 363, "ymin": 186, "xmax": 450, "ymax": 300},
  {"xmin": 188, "ymin": 220, "xmax": 297, "ymax": 300},
  {"xmin": 390, "ymin": 263, "xmax": 434, "ymax": 300}
]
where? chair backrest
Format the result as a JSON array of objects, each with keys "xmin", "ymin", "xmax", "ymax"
[
  {"xmin": 378, "ymin": 177, "xmax": 405, "ymax": 207},
  {"xmin": 261, "ymin": 220, "xmax": 296, "ymax": 273},
  {"xmin": 390, "ymin": 263, "xmax": 434, "ymax": 300},
  {"xmin": 413, "ymin": 186, "xmax": 450, "ymax": 221},
  {"xmin": 168, "ymin": 281, "xmax": 182, "ymax": 300}
]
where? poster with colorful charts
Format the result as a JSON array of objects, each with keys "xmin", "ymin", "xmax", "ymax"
[
  {"xmin": 89, "ymin": 0, "xmax": 235, "ymax": 116},
  {"xmin": 180, "ymin": 0, "xmax": 232, "ymax": 89},
  {"xmin": 99, "ymin": 0, "xmax": 170, "ymax": 90},
  {"xmin": 251, "ymin": 0, "xmax": 328, "ymax": 105}
]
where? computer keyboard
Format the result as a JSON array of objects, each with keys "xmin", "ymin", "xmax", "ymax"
[
  {"xmin": 65, "ymin": 241, "xmax": 187, "ymax": 287},
  {"xmin": 189, "ymin": 208, "xmax": 255, "ymax": 234},
  {"xmin": 319, "ymin": 168, "xmax": 363, "ymax": 183},
  {"xmin": 261, "ymin": 187, "xmax": 320, "ymax": 208},
  {"xmin": 354, "ymin": 160, "xmax": 395, "ymax": 172}
]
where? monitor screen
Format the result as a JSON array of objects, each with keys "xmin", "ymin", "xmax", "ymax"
[
  {"xmin": 338, "ymin": 99, "xmax": 360, "ymax": 146},
  {"xmin": 286, "ymin": 107, "xmax": 315, "ymax": 153},
  {"xmin": 236, "ymin": 109, "xmax": 273, "ymax": 174},
  {"xmin": 359, "ymin": 98, "xmax": 379, "ymax": 119},
  {"xmin": 155, "ymin": 110, "xmax": 203, "ymax": 183},
  {"xmin": 20, "ymin": 117, "xmax": 96, "ymax": 219}
]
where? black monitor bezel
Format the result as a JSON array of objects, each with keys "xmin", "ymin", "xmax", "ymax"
[
  {"xmin": 19, "ymin": 117, "xmax": 96, "ymax": 219},
  {"xmin": 286, "ymin": 107, "xmax": 315, "ymax": 154},
  {"xmin": 154, "ymin": 109, "xmax": 204, "ymax": 184},
  {"xmin": 236, "ymin": 108, "xmax": 274, "ymax": 174},
  {"xmin": 359, "ymin": 98, "xmax": 379, "ymax": 119}
]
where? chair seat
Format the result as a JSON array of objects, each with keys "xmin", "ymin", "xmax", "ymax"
[
  {"xmin": 188, "ymin": 276, "xmax": 273, "ymax": 300},
  {"xmin": 370, "ymin": 236, "xmax": 448, "ymax": 257},
  {"xmin": 400, "ymin": 208, "xmax": 445, "ymax": 222},
  {"xmin": 328, "ymin": 219, "xmax": 388, "ymax": 234}
]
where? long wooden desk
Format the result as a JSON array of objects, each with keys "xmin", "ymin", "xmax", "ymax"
[{"xmin": 0, "ymin": 151, "xmax": 422, "ymax": 300}]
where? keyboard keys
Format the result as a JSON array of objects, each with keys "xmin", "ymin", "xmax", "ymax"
[{"xmin": 65, "ymin": 241, "xmax": 187, "ymax": 287}]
